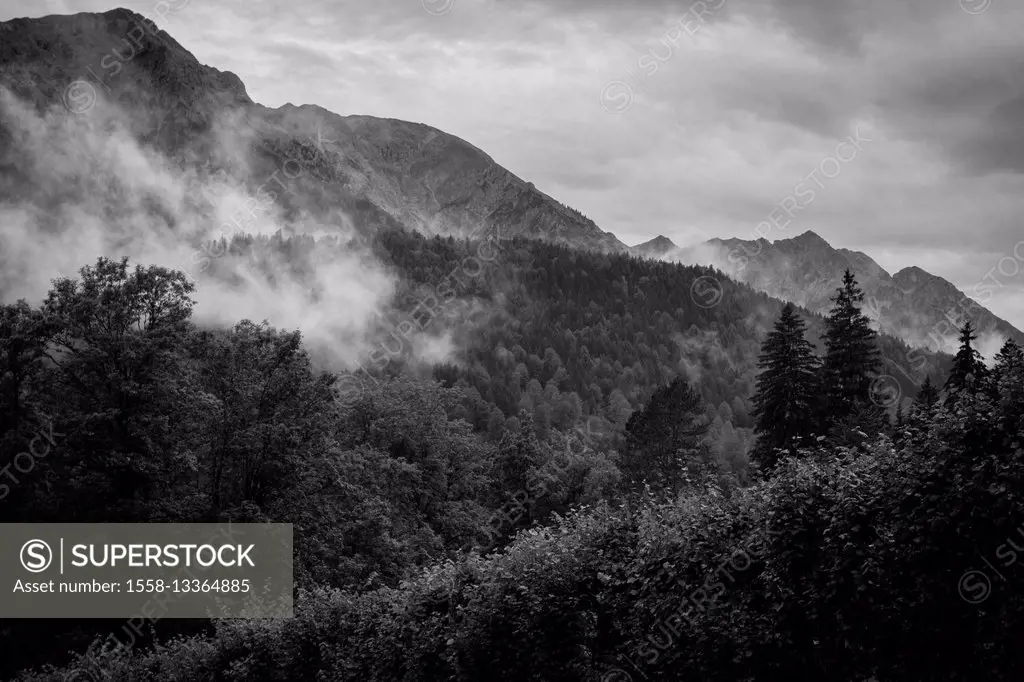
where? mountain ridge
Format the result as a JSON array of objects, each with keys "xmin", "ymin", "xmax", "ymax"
[
  {"xmin": 0, "ymin": 8, "xmax": 627, "ymax": 253},
  {"xmin": 664, "ymin": 230, "xmax": 1023, "ymax": 353}
]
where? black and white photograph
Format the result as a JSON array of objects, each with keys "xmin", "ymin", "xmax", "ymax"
[{"xmin": 0, "ymin": 0, "xmax": 1023, "ymax": 679}]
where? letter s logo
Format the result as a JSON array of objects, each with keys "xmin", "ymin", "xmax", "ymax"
[{"xmin": 20, "ymin": 539, "xmax": 53, "ymax": 573}]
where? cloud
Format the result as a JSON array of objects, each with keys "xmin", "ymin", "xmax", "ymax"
[{"xmin": 0, "ymin": 85, "xmax": 394, "ymax": 369}]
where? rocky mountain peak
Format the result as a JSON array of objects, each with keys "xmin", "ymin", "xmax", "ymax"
[{"xmin": 780, "ymin": 230, "xmax": 831, "ymax": 250}]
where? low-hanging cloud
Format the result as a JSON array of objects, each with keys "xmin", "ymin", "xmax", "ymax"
[{"xmin": 0, "ymin": 86, "xmax": 395, "ymax": 369}]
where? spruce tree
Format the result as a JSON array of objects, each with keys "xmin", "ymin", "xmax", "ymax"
[
  {"xmin": 820, "ymin": 269, "xmax": 882, "ymax": 432},
  {"xmin": 991, "ymin": 338, "xmax": 1022, "ymax": 387},
  {"xmin": 750, "ymin": 303, "xmax": 820, "ymax": 474},
  {"xmin": 991, "ymin": 338, "xmax": 1024, "ymax": 438},
  {"xmin": 914, "ymin": 375, "xmax": 940, "ymax": 413},
  {"xmin": 893, "ymin": 400, "xmax": 907, "ymax": 447},
  {"xmin": 943, "ymin": 321, "xmax": 988, "ymax": 406},
  {"xmin": 622, "ymin": 377, "xmax": 713, "ymax": 495}
]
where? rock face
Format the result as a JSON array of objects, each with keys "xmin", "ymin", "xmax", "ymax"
[
  {"xmin": 670, "ymin": 231, "xmax": 1023, "ymax": 354},
  {"xmin": 0, "ymin": 8, "xmax": 627, "ymax": 252},
  {"xmin": 0, "ymin": 9, "xmax": 251, "ymax": 128}
]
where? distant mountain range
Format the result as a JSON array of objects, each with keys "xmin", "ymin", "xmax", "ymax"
[
  {"xmin": 0, "ymin": 8, "xmax": 1016, "ymax": 360},
  {"xmin": 633, "ymin": 231, "xmax": 1024, "ymax": 356}
]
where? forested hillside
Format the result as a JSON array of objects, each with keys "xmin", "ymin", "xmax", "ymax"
[
  {"xmin": 3, "ymin": 248, "xmax": 1021, "ymax": 681},
  {"xmin": 0, "ymin": 229, "xmax": 959, "ymax": 679},
  {"xmin": 207, "ymin": 226, "xmax": 948, "ymax": 476}
]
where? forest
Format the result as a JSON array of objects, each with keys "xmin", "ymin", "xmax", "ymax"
[{"xmin": 2, "ymin": 228, "xmax": 1018, "ymax": 682}]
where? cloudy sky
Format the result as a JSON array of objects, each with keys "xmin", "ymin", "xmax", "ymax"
[{"xmin": 4, "ymin": 0, "xmax": 1024, "ymax": 328}]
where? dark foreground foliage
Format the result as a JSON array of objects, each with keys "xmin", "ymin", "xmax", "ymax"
[{"xmin": 17, "ymin": 382, "xmax": 1024, "ymax": 681}]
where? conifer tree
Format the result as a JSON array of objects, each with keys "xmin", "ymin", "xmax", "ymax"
[
  {"xmin": 622, "ymin": 377, "xmax": 712, "ymax": 495},
  {"xmin": 943, "ymin": 321, "xmax": 988, "ymax": 406},
  {"xmin": 750, "ymin": 303, "xmax": 820, "ymax": 474},
  {"xmin": 828, "ymin": 399, "xmax": 891, "ymax": 449},
  {"xmin": 820, "ymin": 269, "xmax": 881, "ymax": 431},
  {"xmin": 991, "ymin": 338, "xmax": 1024, "ymax": 437},
  {"xmin": 892, "ymin": 400, "xmax": 907, "ymax": 447},
  {"xmin": 914, "ymin": 375, "xmax": 940, "ymax": 413},
  {"xmin": 991, "ymin": 338, "xmax": 1023, "ymax": 387}
]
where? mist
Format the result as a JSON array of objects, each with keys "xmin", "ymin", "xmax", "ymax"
[{"xmin": 0, "ymin": 86, "xmax": 395, "ymax": 369}]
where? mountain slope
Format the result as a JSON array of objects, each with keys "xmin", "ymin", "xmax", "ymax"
[
  {"xmin": 0, "ymin": 8, "xmax": 627, "ymax": 253},
  {"xmin": 670, "ymin": 230, "xmax": 1024, "ymax": 354}
]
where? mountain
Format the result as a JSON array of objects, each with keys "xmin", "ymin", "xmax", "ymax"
[
  {"xmin": 631, "ymin": 234, "xmax": 678, "ymax": 258},
  {"xmin": 676, "ymin": 231, "xmax": 891, "ymax": 313},
  {"xmin": 0, "ymin": 7, "xmax": 959, "ymax": 385},
  {"xmin": 0, "ymin": 8, "xmax": 627, "ymax": 253},
  {"xmin": 669, "ymin": 230, "xmax": 1024, "ymax": 355}
]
